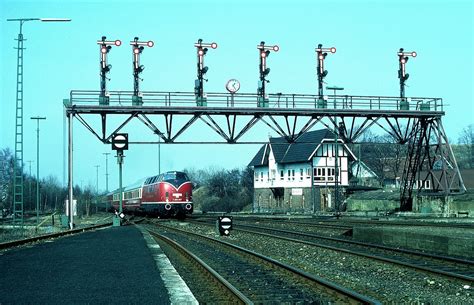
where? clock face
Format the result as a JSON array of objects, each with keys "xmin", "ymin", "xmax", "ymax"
[{"xmin": 226, "ymin": 79, "xmax": 240, "ymax": 93}]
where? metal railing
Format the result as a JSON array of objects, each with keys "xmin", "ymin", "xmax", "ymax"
[{"xmin": 69, "ymin": 90, "xmax": 443, "ymax": 112}]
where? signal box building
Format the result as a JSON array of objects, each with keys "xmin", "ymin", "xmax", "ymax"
[{"xmin": 248, "ymin": 129, "xmax": 357, "ymax": 213}]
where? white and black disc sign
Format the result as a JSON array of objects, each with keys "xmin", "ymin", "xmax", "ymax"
[{"xmin": 112, "ymin": 133, "xmax": 129, "ymax": 151}]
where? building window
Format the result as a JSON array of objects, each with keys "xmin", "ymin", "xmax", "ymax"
[
  {"xmin": 328, "ymin": 168, "xmax": 335, "ymax": 181},
  {"xmin": 260, "ymin": 172, "xmax": 263, "ymax": 182},
  {"xmin": 314, "ymin": 167, "xmax": 325, "ymax": 181},
  {"xmin": 425, "ymin": 180, "xmax": 431, "ymax": 189},
  {"xmin": 287, "ymin": 169, "xmax": 291, "ymax": 181},
  {"xmin": 255, "ymin": 172, "xmax": 259, "ymax": 182},
  {"xmin": 271, "ymin": 169, "xmax": 276, "ymax": 180},
  {"xmin": 300, "ymin": 168, "xmax": 304, "ymax": 181},
  {"xmin": 306, "ymin": 168, "xmax": 311, "ymax": 179},
  {"xmin": 292, "ymin": 169, "xmax": 295, "ymax": 180},
  {"xmin": 280, "ymin": 170, "xmax": 284, "ymax": 180}
]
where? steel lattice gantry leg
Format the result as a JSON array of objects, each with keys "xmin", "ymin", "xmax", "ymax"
[
  {"xmin": 400, "ymin": 118, "xmax": 428, "ymax": 211},
  {"xmin": 67, "ymin": 112, "xmax": 74, "ymax": 229},
  {"xmin": 400, "ymin": 118, "xmax": 466, "ymax": 211},
  {"xmin": 13, "ymin": 28, "xmax": 25, "ymax": 226}
]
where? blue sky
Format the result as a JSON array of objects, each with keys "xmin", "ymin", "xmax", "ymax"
[{"xmin": 1, "ymin": 0, "xmax": 472, "ymax": 190}]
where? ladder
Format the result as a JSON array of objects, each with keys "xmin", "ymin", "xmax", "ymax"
[
  {"xmin": 400, "ymin": 119, "xmax": 427, "ymax": 211},
  {"xmin": 13, "ymin": 32, "xmax": 24, "ymax": 225}
]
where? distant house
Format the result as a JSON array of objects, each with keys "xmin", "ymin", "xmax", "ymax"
[
  {"xmin": 248, "ymin": 129, "xmax": 361, "ymax": 213},
  {"xmin": 350, "ymin": 161, "xmax": 379, "ymax": 187}
]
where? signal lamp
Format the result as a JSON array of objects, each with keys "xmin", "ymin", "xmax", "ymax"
[{"xmin": 115, "ymin": 40, "xmax": 122, "ymax": 46}]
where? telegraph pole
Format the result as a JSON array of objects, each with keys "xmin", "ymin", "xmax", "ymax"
[
  {"xmin": 103, "ymin": 153, "xmax": 110, "ymax": 192},
  {"xmin": 27, "ymin": 160, "xmax": 33, "ymax": 207},
  {"xmin": 31, "ymin": 116, "xmax": 46, "ymax": 228},
  {"xmin": 94, "ymin": 165, "xmax": 100, "ymax": 194}
]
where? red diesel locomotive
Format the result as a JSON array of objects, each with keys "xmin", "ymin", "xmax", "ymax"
[{"xmin": 107, "ymin": 171, "xmax": 193, "ymax": 217}]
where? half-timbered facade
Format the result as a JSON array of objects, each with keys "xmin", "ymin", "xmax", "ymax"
[{"xmin": 249, "ymin": 129, "xmax": 357, "ymax": 213}]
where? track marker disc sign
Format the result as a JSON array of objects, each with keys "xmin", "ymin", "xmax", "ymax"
[{"xmin": 112, "ymin": 133, "xmax": 128, "ymax": 151}]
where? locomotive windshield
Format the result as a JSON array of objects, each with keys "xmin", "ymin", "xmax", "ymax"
[{"xmin": 162, "ymin": 171, "xmax": 189, "ymax": 187}]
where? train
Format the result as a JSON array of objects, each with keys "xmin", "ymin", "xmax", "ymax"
[{"xmin": 106, "ymin": 171, "xmax": 193, "ymax": 217}]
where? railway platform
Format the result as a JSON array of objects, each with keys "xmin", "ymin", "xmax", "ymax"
[{"xmin": 0, "ymin": 225, "xmax": 197, "ymax": 304}]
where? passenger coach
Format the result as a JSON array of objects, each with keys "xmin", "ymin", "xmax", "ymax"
[{"xmin": 107, "ymin": 171, "xmax": 193, "ymax": 217}]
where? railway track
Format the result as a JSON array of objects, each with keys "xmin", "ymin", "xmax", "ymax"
[
  {"xmin": 144, "ymin": 222, "xmax": 380, "ymax": 304},
  {"xmin": 191, "ymin": 219, "xmax": 474, "ymax": 283},
  {"xmin": 193, "ymin": 215, "xmax": 354, "ymax": 231},
  {"xmin": 193, "ymin": 214, "xmax": 474, "ymax": 229},
  {"xmin": 0, "ymin": 222, "xmax": 112, "ymax": 250}
]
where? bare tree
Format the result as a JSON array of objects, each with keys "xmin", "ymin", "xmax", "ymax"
[
  {"xmin": 358, "ymin": 130, "xmax": 405, "ymax": 186},
  {"xmin": 457, "ymin": 124, "xmax": 474, "ymax": 169},
  {"xmin": 0, "ymin": 148, "xmax": 14, "ymax": 210}
]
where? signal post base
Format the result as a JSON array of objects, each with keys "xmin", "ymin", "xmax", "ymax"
[
  {"xmin": 196, "ymin": 96, "xmax": 207, "ymax": 107},
  {"xmin": 132, "ymin": 95, "xmax": 143, "ymax": 106},
  {"xmin": 99, "ymin": 96, "xmax": 110, "ymax": 105},
  {"xmin": 113, "ymin": 216, "xmax": 121, "ymax": 226},
  {"xmin": 257, "ymin": 97, "xmax": 269, "ymax": 108}
]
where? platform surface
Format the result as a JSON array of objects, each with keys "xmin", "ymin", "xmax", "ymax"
[{"xmin": 0, "ymin": 225, "xmax": 190, "ymax": 304}]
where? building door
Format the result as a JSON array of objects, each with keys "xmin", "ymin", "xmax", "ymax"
[{"xmin": 320, "ymin": 191, "xmax": 332, "ymax": 211}]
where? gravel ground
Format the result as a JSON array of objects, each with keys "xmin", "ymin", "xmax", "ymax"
[
  {"xmin": 235, "ymin": 220, "xmax": 352, "ymax": 238},
  {"xmin": 163, "ymin": 221, "xmax": 474, "ymax": 304},
  {"xmin": 0, "ymin": 212, "xmax": 113, "ymax": 243}
]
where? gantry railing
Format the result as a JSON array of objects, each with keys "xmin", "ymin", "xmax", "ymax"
[{"xmin": 68, "ymin": 90, "xmax": 443, "ymax": 112}]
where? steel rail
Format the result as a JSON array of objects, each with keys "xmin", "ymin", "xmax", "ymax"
[
  {"xmin": 210, "ymin": 215, "xmax": 474, "ymax": 229},
  {"xmin": 192, "ymin": 216, "xmax": 354, "ymax": 230},
  {"xmin": 322, "ymin": 219, "xmax": 474, "ymax": 229},
  {"xmin": 154, "ymin": 222, "xmax": 381, "ymax": 304},
  {"xmin": 190, "ymin": 218, "xmax": 474, "ymax": 265},
  {"xmin": 146, "ymin": 227, "xmax": 252, "ymax": 304},
  {"xmin": 0, "ymin": 222, "xmax": 112, "ymax": 250},
  {"xmin": 231, "ymin": 223, "xmax": 474, "ymax": 282}
]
